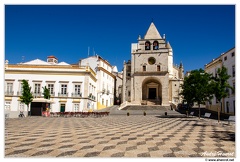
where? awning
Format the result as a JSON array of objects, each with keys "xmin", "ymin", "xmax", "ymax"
[{"xmin": 32, "ymin": 98, "xmax": 55, "ymax": 103}]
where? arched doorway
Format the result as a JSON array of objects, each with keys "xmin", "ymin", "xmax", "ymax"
[{"xmin": 142, "ymin": 78, "xmax": 162, "ymax": 105}]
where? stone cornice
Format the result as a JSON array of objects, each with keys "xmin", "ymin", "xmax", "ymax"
[
  {"xmin": 133, "ymin": 71, "xmax": 168, "ymax": 76},
  {"xmin": 97, "ymin": 67, "xmax": 116, "ymax": 79}
]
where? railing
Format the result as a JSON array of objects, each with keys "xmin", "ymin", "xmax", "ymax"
[
  {"xmin": 5, "ymin": 91, "xmax": 14, "ymax": 96},
  {"xmin": 71, "ymin": 93, "xmax": 82, "ymax": 97},
  {"xmin": 88, "ymin": 94, "xmax": 96, "ymax": 100},
  {"xmin": 58, "ymin": 93, "xmax": 68, "ymax": 97},
  {"xmin": 33, "ymin": 92, "xmax": 42, "ymax": 97},
  {"xmin": 50, "ymin": 92, "xmax": 55, "ymax": 97}
]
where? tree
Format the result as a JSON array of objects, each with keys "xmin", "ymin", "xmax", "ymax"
[
  {"xmin": 212, "ymin": 66, "xmax": 233, "ymax": 123},
  {"xmin": 20, "ymin": 79, "xmax": 33, "ymax": 116},
  {"xmin": 180, "ymin": 76, "xmax": 195, "ymax": 111},
  {"xmin": 42, "ymin": 86, "xmax": 51, "ymax": 99},
  {"xmin": 180, "ymin": 69, "xmax": 213, "ymax": 118}
]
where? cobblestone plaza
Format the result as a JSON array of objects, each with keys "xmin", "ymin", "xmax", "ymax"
[{"xmin": 5, "ymin": 115, "xmax": 235, "ymax": 158}]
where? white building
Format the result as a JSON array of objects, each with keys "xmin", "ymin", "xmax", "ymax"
[
  {"xmin": 5, "ymin": 56, "xmax": 97, "ymax": 118},
  {"xmin": 205, "ymin": 47, "xmax": 235, "ymax": 115},
  {"xmin": 112, "ymin": 70, "xmax": 123, "ymax": 105},
  {"xmin": 121, "ymin": 22, "xmax": 184, "ymax": 108},
  {"xmin": 79, "ymin": 55, "xmax": 116, "ymax": 109}
]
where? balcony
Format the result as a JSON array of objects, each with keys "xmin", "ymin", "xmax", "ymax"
[
  {"xmin": 88, "ymin": 93, "xmax": 96, "ymax": 101},
  {"xmin": 50, "ymin": 92, "xmax": 55, "ymax": 97},
  {"xmin": 17, "ymin": 91, "xmax": 22, "ymax": 96},
  {"xmin": 5, "ymin": 91, "xmax": 14, "ymax": 96},
  {"xmin": 33, "ymin": 92, "xmax": 42, "ymax": 98},
  {"xmin": 71, "ymin": 93, "xmax": 82, "ymax": 98},
  {"xmin": 58, "ymin": 93, "xmax": 68, "ymax": 97}
]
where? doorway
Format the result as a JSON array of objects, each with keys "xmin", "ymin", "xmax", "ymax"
[
  {"xmin": 60, "ymin": 104, "xmax": 65, "ymax": 112},
  {"xmin": 31, "ymin": 102, "xmax": 42, "ymax": 116},
  {"xmin": 148, "ymin": 88, "xmax": 156, "ymax": 99}
]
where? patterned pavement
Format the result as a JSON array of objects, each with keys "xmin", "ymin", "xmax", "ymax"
[{"xmin": 5, "ymin": 115, "xmax": 235, "ymax": 158}]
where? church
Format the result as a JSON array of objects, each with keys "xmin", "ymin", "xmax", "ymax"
[{"xmin": 121, "ymin": 22, "xmax": 184, "ymax": 108}]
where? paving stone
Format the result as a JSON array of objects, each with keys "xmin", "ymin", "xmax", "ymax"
[{"xmin": 4, "ymin": 115, "xmax": 235, "ymax": 157}]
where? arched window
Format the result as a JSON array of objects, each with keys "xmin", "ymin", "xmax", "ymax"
[
  {"xmin": 153, "ymin": 41, "xmax": 159, "ymax": 50},
  {"xmin": 145, "ymin": 41, "xmax": 151, "ymax": 50}
]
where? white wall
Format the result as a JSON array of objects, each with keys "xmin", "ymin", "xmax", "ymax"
[{"xmin": 5, "ymin": 70, "xmax": 97, "ymax": 117}]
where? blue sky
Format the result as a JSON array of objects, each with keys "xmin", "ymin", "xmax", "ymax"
[{"xmin": 5, "ymin": 5, "xmax": 235, "ymax": 72}]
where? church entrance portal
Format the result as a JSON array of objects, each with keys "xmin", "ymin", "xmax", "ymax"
[
  {"xmin": 148, "ymin": 88, "xmax": 156, "ymax": 99},
  {"xmin": 142, "ymin": 78, "xmax": 162, "ymax": 105}
]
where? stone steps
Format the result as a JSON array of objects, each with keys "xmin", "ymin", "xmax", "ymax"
[
  {"xmin": 96, "ymin": 105, "xmax": 183, "ymax": 116},
  {"xmin": 141, "ymin": 99, "xmax": 161, "ymax": 105},
  {"xmin": 122, "ymin": 105, "xmax": 170, "ymax": 111}
]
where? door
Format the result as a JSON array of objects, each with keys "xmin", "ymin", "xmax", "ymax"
[
  {"xmin": 31, "ymin": 102, "xmax": 42, "ymax": 116},
  {"xmin": 148, "ymin": 88, "xmax": 156, "ymax": 99},
  {"xmin": 60, "ymin": 104, "xmax": 65, "ymax": 112}
]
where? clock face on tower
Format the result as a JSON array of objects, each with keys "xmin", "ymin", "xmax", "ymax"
[{"xmin": 148, "ymin": 57, "xmax": 156, "ymax": 65}]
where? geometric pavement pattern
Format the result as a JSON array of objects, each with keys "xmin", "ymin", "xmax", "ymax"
[{"xmin": 5, "ymin": 115, "xmax": 235, "ymax": 158}]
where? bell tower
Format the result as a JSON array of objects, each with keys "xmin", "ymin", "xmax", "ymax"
[{"xmin": 122, "ymin": 21, "xmax": 184, "ymax": 108}]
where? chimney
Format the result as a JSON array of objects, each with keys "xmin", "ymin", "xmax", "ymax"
[{"xmin": 47, "ymin": 55, "xmax": 58, "ymax": 64}]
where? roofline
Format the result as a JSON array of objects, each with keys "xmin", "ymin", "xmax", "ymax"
[
  {"xmin": 221, "ymin": 47, "xmax": 235, "ymax": 56},
  {"xmin": 204, "ymin": 47, "xmax": 235, "ymax": 68}
]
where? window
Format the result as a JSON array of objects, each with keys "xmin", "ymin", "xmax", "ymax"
[
  {"xmin": 232, "ymin": 52, "xmax": 235, "ymax": 57},
  {"xmin": 5, "ymin": 101, "xmax": 11, "ymax": 110},
  {"xmin": 102, "ymin": 99, "xmax": 104, "ymax": 105},
  {"xmin": 34, "ymin": 83, "xmax": 41, "ymax": 95},
  {"xmin": 18, "ymin": 82, "xmax": 23, "ymax": 95},
  {"xmin": 157, "ymin": 65, "xmax": 160, "ymax": 71},
  {"xmin": 61, "ymin": 84, "xmax": 67, "ymax": 95},
  {"xmin": 74, "ymin": 84, "xmax": 81, "ymax": 95},
  {"xmin": 225, "ymin": 87, "xmax": 230, "ymax": 97},
  {"xmin": 145, "ymin": 41, "xmax": 151, "ymax": 50},
  {"xmin": 143, "ymin": 66, "xmax": 146, "ymax": 71},
  {"xmin": 89, "ymin": 84, "xmax": 92, "ymax": 94},
  {"xmin": 148, "ymin": 57, "xmax": 156, "ymax": 65},
  {"xmin": 73, "ymin": 103, "xmax": 79, "ymax": 112},
  {"xmin": 153, "ymin": 41, "xmax": 159, "ymax": 50},
  {"xmin": 232, "ymin": 65, "xmax": 235, "ymax": 77},
  {"xmin": 224, "ymin": 56, "xmax": 227, "ymax": 61},
  {"xmin": 226, "ymin": 101, "xmax": 229, "ymax": 113},
  {"xmin": 106, "ymin": 100, "xmax": 108, "ymax": 107},
  {"xmin": 19, "ymin": 102, "xmax": 25, "ymax": 111},
  {"xmin": 6, "ymin": 83, "xmax": 13, "ymax": 95},
  {"xmin": 47, "ymin": 84, "xmax": 54, "ymax": 95},
  {"xmin": 128, "ymin": 91, "xmax": 131, "ymax": 97},
  {"xmin": 232, "ymin": 82, "xmax": 235, "ymax": 94},
  {"xmin": 215, "ymin": 68, "xmax": 218, "ymax": 77}
]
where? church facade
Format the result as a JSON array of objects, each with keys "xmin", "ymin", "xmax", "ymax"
[{"xmin": 121, "ymin": 22, "xmax": 184, "ymax": 108}]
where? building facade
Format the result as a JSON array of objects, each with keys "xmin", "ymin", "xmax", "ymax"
[
  {"xmin": 121, "ymin": 22, "xmax": 184, "ymax": 108},
  {"xmin": 205, "ymin": 47, "xmax": 235, "ymax": 115},
  {"xmin": 5, "ymin": 56, "xmax": 97, "ymax": 118},
  {"xmin": 79, "ymin": 55, "xmax": 116, "ymax": 109}
]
